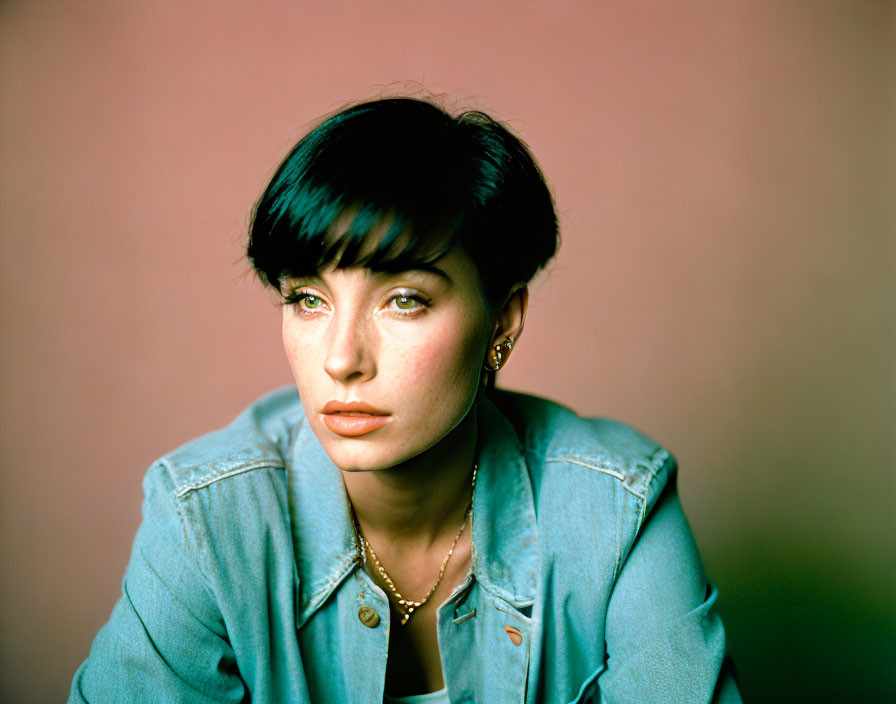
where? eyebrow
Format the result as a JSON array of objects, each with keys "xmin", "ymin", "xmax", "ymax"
[{"xmin": 370, "ymin": 264, "xmax": 453, "ymax": 284}]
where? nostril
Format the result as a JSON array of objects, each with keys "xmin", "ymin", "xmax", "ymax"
[{"xmin": 323, "ymin": 331, "xmax": 374, "ymax": 382}]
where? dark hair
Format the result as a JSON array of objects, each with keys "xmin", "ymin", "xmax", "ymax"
[{"xmin": 247, "ymin": 97, "xmax": 558, "ymax": 305}]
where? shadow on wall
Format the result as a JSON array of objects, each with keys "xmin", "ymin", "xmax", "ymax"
[{"xmin": 713, "ymin": 536, "xmax": 896, "ymax": 702}]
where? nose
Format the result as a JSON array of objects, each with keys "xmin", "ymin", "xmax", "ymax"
[{"xmin": 323, "ymin": 309, "xmax": 376, "ymax": 383}]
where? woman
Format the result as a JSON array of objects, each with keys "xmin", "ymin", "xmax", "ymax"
[{"xmin": 70, "ymin": 96, "xmax": 741, "ymax": 703}]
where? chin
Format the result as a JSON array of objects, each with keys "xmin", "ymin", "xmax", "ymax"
[
  {"xmin": 324, "ymin": 431, "xmax": 444, "ymax": 473},
  {"xmin": 315, "ymin": 435, "xmax": 400, "ymax": 472}
]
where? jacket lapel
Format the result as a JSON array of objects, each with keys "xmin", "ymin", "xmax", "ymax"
[
  {"xmin": 443, "ymin": 394, "xmax": 540, "ymax": 703},
  {"xmin": 473, "ymin": 393, "xmax": 539, "ymax": 608},
  {"xmin": 287, "ymin": 420, "xmax": 359, "ymax": 627}
]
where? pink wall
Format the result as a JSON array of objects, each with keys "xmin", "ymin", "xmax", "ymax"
[{"xmin": 1, "ymin": 2, "xmax": 893, "ymax": 701}]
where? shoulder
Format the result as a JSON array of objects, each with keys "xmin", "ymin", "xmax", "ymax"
[
  {"xmin": 157, "ymin": 385, "xmax": 304, "ymax": 497},
  {"xmin": 489, "ymin": 388, "xmax": 676, "ymax": 514}
]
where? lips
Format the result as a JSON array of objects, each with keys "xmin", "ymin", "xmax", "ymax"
[{"xmin": 320, "ymin": 400, "xmax": 392, "ymax": 437}]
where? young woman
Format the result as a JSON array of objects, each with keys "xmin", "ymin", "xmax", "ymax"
[{"xmin": 70, "ymin": 97, "xmax": 741, "ymax": 703}]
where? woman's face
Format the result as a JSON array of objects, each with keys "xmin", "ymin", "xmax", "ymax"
[{"xmin": 281, "ymin": 245, "xmax": 496, "ymax": 472}]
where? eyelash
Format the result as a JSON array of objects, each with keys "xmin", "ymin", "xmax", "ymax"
[
  {"xmin": 281, "ymin": 291, "xmax": 324, "ymax": 314},
  {"xmin": 281, "ymin": 290, "xmax": 432, "ymax": 317}
]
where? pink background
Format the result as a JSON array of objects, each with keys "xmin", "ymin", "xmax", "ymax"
[{"xmin": 1, "ymin": 2, "xmax": 893, "ymax": 701}]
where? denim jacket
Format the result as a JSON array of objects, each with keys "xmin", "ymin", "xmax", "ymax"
[{"xmin": 70, "ymin": 386, "xmax": 741, "ymax": 703}]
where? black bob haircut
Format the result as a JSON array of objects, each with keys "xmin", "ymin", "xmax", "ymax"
[{"xmin": 247, "ymin": 97, "xmax": 559, "ymax": 305}]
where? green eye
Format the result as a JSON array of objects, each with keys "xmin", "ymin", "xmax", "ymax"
[
  {"xmin": 387, "ymin": 292, "xmax": 429, "ymax": 315},
  {"xmin": 285, "ymin": 291, "xmax": 325, "ymax": 312}
]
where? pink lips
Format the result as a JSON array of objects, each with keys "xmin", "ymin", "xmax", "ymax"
[{"xmin": 319, "ymin": 400, "xmax": 392, "ymax": 437}]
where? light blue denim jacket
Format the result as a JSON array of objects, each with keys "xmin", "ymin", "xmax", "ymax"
[{"xmin": 70, "ymin": 386, "xmax": 741, "ymax": 703}]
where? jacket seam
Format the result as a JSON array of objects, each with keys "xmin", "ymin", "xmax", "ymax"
[
  {"xmin": 174, "ymin": 461, "xmax": 285, "ymax": 498},
  {"xmin": 546, "ymin": 456, "xmax": 645, "ymax": 587},
  {"xmin": 546, "ymin": 456, "xmax": 647, "ymax": 503},
  {"xmin": 614, "ymin": 479, "xmax": 625, "ymax": 583},
  {"xmin": 634, "ymin": 451, "xmax": 675, "ymax": 531},
  {"xmin": 156, "ymin": 459, "xmax": 221, "ymax": 605}
]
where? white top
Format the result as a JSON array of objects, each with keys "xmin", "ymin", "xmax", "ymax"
[{"xmin": 383, "ymin": 687, "xmax": 450, "ymax": 703}]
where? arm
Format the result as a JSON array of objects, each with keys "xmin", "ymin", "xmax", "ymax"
[
  {"xmin": 69, "ymin": 460, "xmax": 246, "ymax": 703},
  {"xmin": 597, "ymin": 479, "xmax": 741, "ymax": 704}
]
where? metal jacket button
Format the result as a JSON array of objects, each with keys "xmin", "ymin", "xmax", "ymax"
[
  {"xmin": 358, "ymin": 606, "xmax": 380, "ymax": 628},
  {"xmin": 504, "ymin": 625, "xmax": 522, "ymax": 646}
]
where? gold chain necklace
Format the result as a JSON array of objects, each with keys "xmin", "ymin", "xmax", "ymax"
[{"xmin": 352, "ymin": 464, "xmax": 478, "ymax": 626}]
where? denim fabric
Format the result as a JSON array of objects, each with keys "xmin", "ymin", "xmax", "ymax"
[{"xmin": 70, "ymin": 386, "xmax": 741, "ymax": 703}]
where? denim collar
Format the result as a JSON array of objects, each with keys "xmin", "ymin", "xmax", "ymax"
[{"xmin": 287, "ymin": 392, "xmax": 539, "ymax": 627}]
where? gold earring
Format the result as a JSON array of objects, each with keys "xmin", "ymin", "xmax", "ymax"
[{"xmin": 484, "ymin": 338, "xmax": 514, "ymax": 371}]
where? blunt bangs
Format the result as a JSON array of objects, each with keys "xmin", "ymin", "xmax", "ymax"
[
  {"xmin": 247, "ymin": 97, "xmax": 559, "ymax": 303},
  {"xmin": 253, "ymin": 198, "xmax": 460, "ymax": 287}
]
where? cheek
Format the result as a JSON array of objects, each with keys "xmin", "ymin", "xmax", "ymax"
[
  {"xmin": 281, "ymin": 323, "xmax": 321, "ymax": 388},
  {"xmin": 394, "ymin": 318, "xmax": 486, "ymax": 404}
]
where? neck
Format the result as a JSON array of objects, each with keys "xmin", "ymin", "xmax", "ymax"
[{"xmin": 342, "ymin": 402, "xmax": 478, "ymax": 549}]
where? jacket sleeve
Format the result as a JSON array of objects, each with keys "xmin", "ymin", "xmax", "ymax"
[
  {"xmin": 68, "ymin": 460, "xmax": 246, "ymax": 703},
  {"xmin": 596, "ymin": 477, "xmax": 741, "ymax": 704}
]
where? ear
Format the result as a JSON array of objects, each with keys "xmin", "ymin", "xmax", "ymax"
[{"xmin": 489, "ymin": 283, "xmax": 529, "ymax": 350}]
